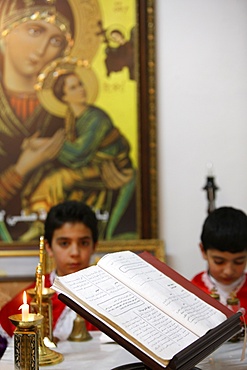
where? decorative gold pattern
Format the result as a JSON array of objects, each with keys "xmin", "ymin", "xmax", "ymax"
[
  {"xmin": 9, "ymin": 313, "xmax": 43, "ymax": 370},
  {"xmin": 14, "ymin": 328, "xmax": 38, "ymax": 370}
]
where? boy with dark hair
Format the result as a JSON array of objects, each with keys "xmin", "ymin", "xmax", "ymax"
[
  {"xmin": 191, "ymin": 206, "xmax": 247, "ymax": 318},
  {"xmin": 0, "ymin": 200, "xmax": 99, "ymax": 357}
]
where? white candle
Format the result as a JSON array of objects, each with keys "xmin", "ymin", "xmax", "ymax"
[
  {"xmin": 19, "ymin": 291, "xmax": 29, "ymax": 321},
  {"xmin": 206, "ymin": 162, "xmax": 214, "ymax": 177}
]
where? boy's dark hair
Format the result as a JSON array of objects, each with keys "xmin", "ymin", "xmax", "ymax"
[
  {"xmin": 44, "ymin": 201, "xmax": 98, "ymax": 245},
  {"xmin": 201, "ymin": 206, "xmax": 247, "ymax": 253}
]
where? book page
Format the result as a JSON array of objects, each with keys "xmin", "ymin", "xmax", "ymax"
[
  {"xmin": 52, "ymin": 265, "xmax": 198, "ymax": 366},
  {"xmin": 98, "ymin": 251, "xmax": 226, "ymax": 336}
]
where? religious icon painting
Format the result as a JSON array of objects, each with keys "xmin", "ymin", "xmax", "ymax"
[{"xmin": 0, "ymin": 0, "xmax": 157, "ymax": 250}]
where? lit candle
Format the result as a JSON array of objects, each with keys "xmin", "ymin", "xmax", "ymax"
[{"xmin": 19, "ymin": 291, "xmax": 29, "ymax": 321}]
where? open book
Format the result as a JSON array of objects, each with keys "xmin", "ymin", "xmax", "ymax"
[{"xmin": 52, "ymin": 251, "xmax": 242, "ymax": 370}]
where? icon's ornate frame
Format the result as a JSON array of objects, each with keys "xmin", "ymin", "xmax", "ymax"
[{"xmin": 0, "ymin": 0, "xmax": 160, "ymax": 280}]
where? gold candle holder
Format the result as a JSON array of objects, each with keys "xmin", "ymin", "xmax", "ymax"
[
  {"xmin": 37, "ymin": 320, "xmax": 63, "ymax": 367},
  {"xmin": 27, "ymin": 287, "xmax": 56, "ymax": 347},
  {"xmin": 28, "ymin": 236, "xmax": 63, "ymax": 366},
  {"xmin": 227, "ymin": 295, "xmax": 240, "ymax": 313},
  {"xmin": 227, "ymin": 295, "xmax": 242, "ymax": 342},
  {"xmin": 9, "ymin": 313, "xmax": 43, "ymax": 370},
  {"xmin": 210, "ymin": 287, "xmax": 220, "ymax": 300}
]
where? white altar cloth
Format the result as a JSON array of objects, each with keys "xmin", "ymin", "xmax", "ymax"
[
  {"xmin": 0, "ymin": 332, "xmax": 138, "ymax": 370},
  {"xmin": 0, "ymin": 332, "xmax": 246, "ymax": 369}
]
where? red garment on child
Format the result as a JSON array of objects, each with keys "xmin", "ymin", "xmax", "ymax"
[
  {"xmin": 0, "ymin": 273, "xmax": 98, "ymax": 338},
  {"xmin": 191, "ymin": 271, "xmax": 247, "ymax": 319}
]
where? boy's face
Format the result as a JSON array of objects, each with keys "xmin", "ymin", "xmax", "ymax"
[
  {"xmin": 45, "ymin": 222, "xmax": 96, "ymax": 276},
  {"xmin": 200, "ymin": 243, "xmax": 247, "ymax": 285}
]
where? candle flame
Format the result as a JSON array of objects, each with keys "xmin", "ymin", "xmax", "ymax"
[
  {"xmin": 18, "ymin": 290, "xmax": 29, "ymax": 321},
  {"xmin": 23, "ymin": 291, "xmax": 27, "ymax": 304}
]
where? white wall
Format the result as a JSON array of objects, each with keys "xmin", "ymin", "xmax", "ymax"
[{"xmin": 156, "ymin": 0, "xmax": 247, "ymax": 279}]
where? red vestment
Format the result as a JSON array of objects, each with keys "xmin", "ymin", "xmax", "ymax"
[
  {"xmin": 191, "ymin": 271, "xmax": 247, "ymax": 319},
  {"xmin": 0, "ymin": 272, "xmax": 98, "ymax": 339}
]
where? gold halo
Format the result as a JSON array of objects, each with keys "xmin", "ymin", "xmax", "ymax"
[
  {"xmin": 105, "ymin": 24, "xmax": 128, "ymax": 49},
  {"xmin": 36, "ymin": 57, "xmax": 99, "ymax": 118},
  {"xmin": 68, "ymin": 0, "xmax": 102, "ymax": 62}
]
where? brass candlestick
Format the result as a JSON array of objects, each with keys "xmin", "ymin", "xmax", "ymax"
[
  {"xmin": 68, "ymin": 314, "xmax": 92, "ymax": 342},
  {"xmin": 210, "ymin": 287, "xmax": 220, "ymax": 300},
  {"xmin": 27, "ymin": 287, "xmax": 56, "ymax": 347},
  {"xmin": 9, "ymin": 313, "xmax": 43, "ymax": 370},
  {"xmin": 37, "ymin": 319, "xmax": 63, "ymax": 366},
  {"xmin": 227, "ymin": 294, "xmax": 242, "ymax": 342},
  {"xmin": 227, "ymin": 295, "xmax": 240, "ymax": 313},
  {"xmin": 34, "ymin": 236, "xmax": 63, "ymax": 365}
]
